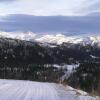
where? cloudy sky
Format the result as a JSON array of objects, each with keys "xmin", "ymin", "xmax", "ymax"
[
  {"xmin": 0, "ymin": 0, "xmax": 100, "ymax": 16},
  {"xmin": 0, "ymin": 0, "xmax": 100, "ymax": 33}
]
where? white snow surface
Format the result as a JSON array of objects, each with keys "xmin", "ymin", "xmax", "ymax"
[
  {"xmin": 53, "ymin": 64, "xmax": 79, "ymax": 80},
  {"xmin": 0, "ymin": 79, "xmax": 99, "ymax": 100}
]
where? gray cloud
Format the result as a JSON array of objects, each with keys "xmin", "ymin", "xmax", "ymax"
[
  {"xmin": 0, "ymin": 0, "xmax": 16, "ymax": 2},
  {"xmin": 77, "ymin": 0, "xmax": 100, "ymax": 15},
  {"xmin": 0, "ymin": 13, "xmax": 100, "ymax": 34}
]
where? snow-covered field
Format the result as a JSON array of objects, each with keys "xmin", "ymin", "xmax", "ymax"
[{"xmin": 0, "ymin": 79, "xmax": 99, "ymax": 100}]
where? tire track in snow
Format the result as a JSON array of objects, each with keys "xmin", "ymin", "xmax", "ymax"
[{"xmin": 0, "ymin": 79, "xmax": 98, "ymax": 100}]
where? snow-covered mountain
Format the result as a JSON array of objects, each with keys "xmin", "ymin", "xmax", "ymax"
[
  {"xmin": 0, "ymin": 79, "xmax": 99, "ymax": 100},
  {"xmin": 0, "ymin": 31, "xmax": 100, "ymax": 45}
]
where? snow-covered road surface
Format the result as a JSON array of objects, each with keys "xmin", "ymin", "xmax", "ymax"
[{"xmin": 0, "ymin": 79, "xmax": 99, "ymax": 100}]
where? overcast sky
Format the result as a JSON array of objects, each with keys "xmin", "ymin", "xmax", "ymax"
[
  {"xmin": 0, "ymin": 0, "xmax": 100, "ymax": 33},
  {"xmin": 0, "ymin": 0, "xmax": 100, "ymax": 16}
]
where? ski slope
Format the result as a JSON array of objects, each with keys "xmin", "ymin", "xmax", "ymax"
[{"xmin": 0, "ymin": 79, "xmax": 99, "ymax": 100}]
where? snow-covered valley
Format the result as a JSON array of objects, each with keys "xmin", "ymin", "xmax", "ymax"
[{"xmin": 0, "ymin": 79, "xmax": 99, "ymax": 100}]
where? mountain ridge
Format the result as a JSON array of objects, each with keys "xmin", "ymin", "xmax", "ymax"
[{"xmin": 0, "ymin": 31, "xmax": 100, "ymax": 46}]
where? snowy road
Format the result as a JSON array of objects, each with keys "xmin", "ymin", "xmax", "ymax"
[{"xmin": 0, "ymin": 79, "xmax": 98, "ymax": 100}]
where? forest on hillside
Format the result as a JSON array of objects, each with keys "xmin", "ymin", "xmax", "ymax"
[{"xmin": 0, "ymin": 38, "xmax": 100, "ymax": 95}]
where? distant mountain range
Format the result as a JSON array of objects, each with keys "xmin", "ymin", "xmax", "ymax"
[
  {"xmin": 0, "ymin": 31, "xmax": 100, "ymax": 46},
  {"xmin": 0, "ymin": 33, "xmax": 100, "ymax": 65}
]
